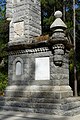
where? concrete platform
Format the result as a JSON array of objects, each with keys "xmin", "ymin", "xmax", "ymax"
[{"xmin": 0, "ymin": 111, "xmax": 80, "ymax": 120}]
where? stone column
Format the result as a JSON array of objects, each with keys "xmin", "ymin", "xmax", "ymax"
[
  {"xmin": 49, "ymin": 11, "xmax": 73, "ymax": 98},
  {"xmin": 6, "ymin": 0, "xmax": 42, "ymax": 43}
]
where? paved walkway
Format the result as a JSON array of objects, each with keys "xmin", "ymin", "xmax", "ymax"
[{"xmin": 0, "ymin": 111, "xmax": 80, "ymax": 120}]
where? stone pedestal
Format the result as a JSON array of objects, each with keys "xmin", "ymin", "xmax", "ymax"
[{"xmin": 5, "ymin": 41, "xmax": 74, "ymax": 116}]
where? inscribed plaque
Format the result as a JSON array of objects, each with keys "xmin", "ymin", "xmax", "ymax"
[
  {"xmin": 35, "ymin": 57, "xmax": 50, "ymax": 80},
  {"xmin": 14, "ymin": 21, "xmax": 24, "ymax": 38}
]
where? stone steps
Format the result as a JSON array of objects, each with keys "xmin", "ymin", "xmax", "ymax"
[
  {"xmin": 1, "ymin": 101, "xmax": 61, "ymax": 109},
  {"xmin": 0, "ymin": 101, "xmax": 5, "ymax": 106},
  {"xmin": 5, "ymin": 91, "xmax": 73, "ymax": 99},
  {"xmin": 0, "ymin": 99, "xmax": 80, "ymax": 111},
  {"xmin": 2, "ymin": 96, "xmax": 80, "ymax": 102},
  {"xmin": 0, "ymin": 104, "xmax": 80, "ymax": 116},
  {"xmin": 0, "ymin": 96, "xmax": 80, "ymax": 116},
  {"xmin": 0, "ymin": 86, "xmax": 80, "ymax": 116},
  {"xmin": 1, "ymin": 97, "xmax": 63, "ymax": 103},
  {"xmin": 64, "ymin": 106, "xmax": 80, "ymax": 116},
  {"xmin": 5, "ymin": 85, "xmax": 73, "ymax": 99},
  {"xmin": 0, "ymin": 106, "xmax": 64, "ymax": 115},
  {"xmin": 1, "ymin": 96, "xmax": 80, "ymax": 103},
  {"xmin": 3, "ymin": 96, "xmax": 80, "ymax": 102}
]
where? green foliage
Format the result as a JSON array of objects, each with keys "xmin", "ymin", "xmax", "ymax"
[
  {"xmin": 0, "ymin": 19, "xmax": 9, "ymax": 93},
  {"xmin": 69, "ymin": 49, "xmax": 74, "ymax": 73},
  {"xmin": 40, "ymin": 0, "xmax": 55, "ymax": 34},
  {"xmin": 0, "ymin": 6, "xmax": 6, "ymax": 19},
  {"xmin": 40, "ymin": 0, "xmax": 74, "ymax": 35},
  {"xmin": 0, "ymin": 72, "xmax": 8, "ymax": 92}
]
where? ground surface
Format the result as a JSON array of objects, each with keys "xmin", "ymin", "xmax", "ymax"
[{"xmin": 0, "ymin": 111, "xmax": 80, "ymax": 120}]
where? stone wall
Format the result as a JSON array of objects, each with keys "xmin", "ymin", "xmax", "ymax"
[{"xmin": 8, "ymin": 48, "xmax": 69, "ymax": 86}]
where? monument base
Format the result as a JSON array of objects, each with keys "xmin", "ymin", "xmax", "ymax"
[{"xmin": 0, "ymin": 85, "xmax": 80, "ymax": 117}]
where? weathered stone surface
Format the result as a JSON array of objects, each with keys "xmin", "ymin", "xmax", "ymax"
[
  {"xmin": 14, "ymin": 21, "xmax": 24, "ymax": 38},
  {"xmin": 8, "ymin": 50, "xmax": 71, "ymax": 87},
  {"xmin": 6, "ymin": 0, "xmax": 41, "ymax": 42}
]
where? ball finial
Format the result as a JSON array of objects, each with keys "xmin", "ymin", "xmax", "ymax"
[{"xmin": 54, "ymin": 11, "xmax": 62, "ymax": 18}]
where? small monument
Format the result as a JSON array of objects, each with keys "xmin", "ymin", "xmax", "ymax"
[{"xmin": 0, "ymin": 0, "xmax": 80, "ymax": 120}]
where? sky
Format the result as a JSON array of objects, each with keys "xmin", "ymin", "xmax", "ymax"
[
  {"xmin": 0, "ymin": 0, "xmax": 6, "ymax": 9},
  {"xmin": 0, "ymin": 0, "xmax": 6, "ymax": 5}
]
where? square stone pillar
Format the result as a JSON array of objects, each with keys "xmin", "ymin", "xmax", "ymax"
[{"xmin": 6, "ymin": 0, "xmax": 42, "ymax": 43}]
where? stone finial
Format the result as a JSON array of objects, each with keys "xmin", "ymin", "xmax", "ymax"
[
  {"xmin": 54, "ymin": 11, "xmax": 62, "ymax": 18},
  {"xmin": 49, "ymin": 11, "xmax": 69, "ymax": 66},
  {"xmin": 50, "ymin": 11, "xmax": 67, "ymax": 30}
]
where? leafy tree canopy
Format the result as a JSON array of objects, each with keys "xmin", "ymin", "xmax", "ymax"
[{"xmin": 0, "ymin": 0, "xmax": 8, "ymax": 94}]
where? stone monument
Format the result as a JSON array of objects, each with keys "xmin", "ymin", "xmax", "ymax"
[{"xmin": 0, "ymin": 0, "xmax": 80, "ymax": 120}]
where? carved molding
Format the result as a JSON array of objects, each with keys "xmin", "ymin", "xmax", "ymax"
[
  {"xmin": 52, "ymin": 44, "xmax": 65, "ymax": 50},
  {"xmin": 9, "ymin": 47, "xmax": 49, "ymax": 55}
]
